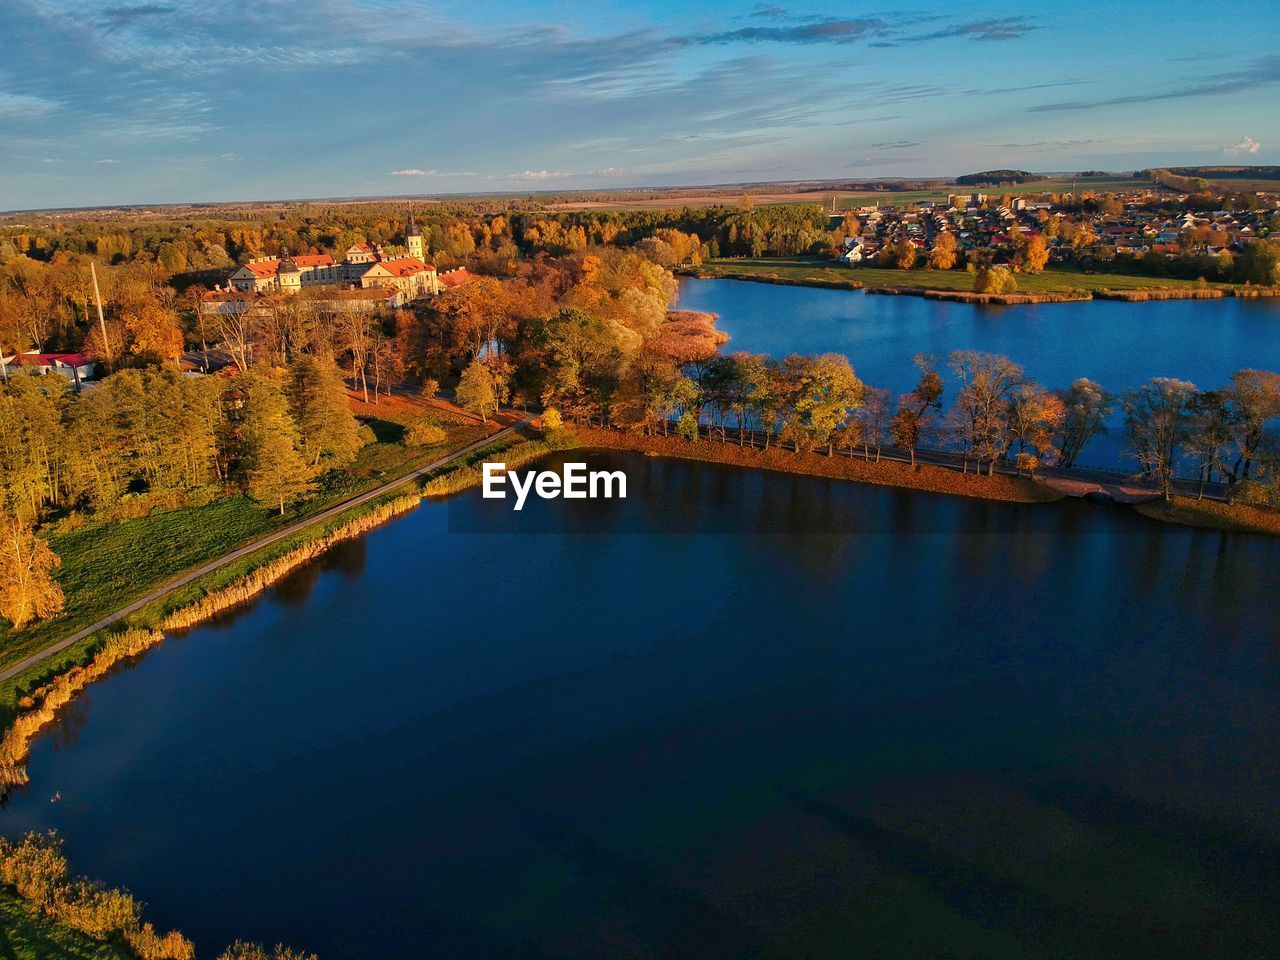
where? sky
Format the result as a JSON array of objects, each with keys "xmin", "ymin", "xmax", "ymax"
[{"xmin": 2, "ymin": 0, "xmax": 1277, "ymax": 210}]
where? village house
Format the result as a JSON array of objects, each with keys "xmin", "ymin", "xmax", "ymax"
[{"xmin": 0, "ymin": 351, "xmax": 97, "ymax": 385}]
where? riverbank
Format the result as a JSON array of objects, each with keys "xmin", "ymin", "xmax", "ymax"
[
  {"xmin": 682, "ymin": 257, "xmax": 1272, "ymax": 304},
  {"xmin": 1133, "ymin": 496, "xmax": 1280, "ymax": 536},
  {"xmin": 573, "ymin": 427, "xmax": 1063, "ymax": 504}
]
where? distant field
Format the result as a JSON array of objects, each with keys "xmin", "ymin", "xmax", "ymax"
[
  {"xmin": 833, "ymin": 178, "xmax": 1148, "ymax": 210},
  {"xmin": 1204, "ymin": 178, "xmax": 1280, "ymax": 194},
  {"xmin": 545, "ymin": 178, "xmax": 1153, "ymax": 213},
  {"xmin": 694, "ymin": 256, "xmax": 1228, "ymax": 293}
]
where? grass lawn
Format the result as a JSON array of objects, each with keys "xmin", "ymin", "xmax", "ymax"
[
  {"xmin": 0, "ymin": 395, "xmax": 490, "ymax": 720},
  {"xmin": 0, "ymin": 892, "xmax": 133, "ymax": 960},
  {"xmin": 694, "ymin": 256, "xmax": 1233, "ymax": 294}
]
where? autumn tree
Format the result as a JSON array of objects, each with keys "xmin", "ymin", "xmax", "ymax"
[
  {"xmin": 456, "ymin": 357, "xmax": 500, "ymax": 422},
  {"xmin": 1185, "ymin": 390, "xmax": 1233, "ymax": 497},
  {"xmin": 1007, "ymin": 384, "xmax": 1066, "ymax": 474},
  {"xmin": 242, "ymin": 374, "xmax": 313, "ymax": 514},
  {"xmin": 1224, "ymin": 368, "xmax": 1280, "ymax": 483},
  {"xmin": 1015, "ymin": 234, "xmax": 1049, "ymax": 274},
  {"xmin": 948, "ymin": 350, "xmax": 1026, "ymax": 474},
  {"xmin": 1057, "ymin": 378, "xmax": 1113, "ymax": 468},
  {"xmin": 286, "ymin": 356, "xmax": 363, "ymax": 468},
  {"xmin": 850, "ymin": 386, "xmax": 891, "ymax": 460},
  {"xmin": 1122, "ymin": 377, "xmax": 1197, "ymax": 500},
  {"xmin": 972, "ymin": 265, "xmax": 1017, "ymax": 294},
  {"xmin": 891, "ymin": 239, "xmax": 918, "ymax": 271},
  {"xmin": 927, "ymin": 231, "xmax": 958, "ymax": 270},
  {"xmin": 784, "ymin": 353, "xmax": 864, "ymax": 455},
  {"xmin": 1232, "ymin": 239, "xmax": 1280, "ymax": 285},
  {"xmin": 890, "ymin": 355, "xmax": 943, "ymax": 466},
  {"xmin": 0, "ymin": 514, "xmax": 64, "ymax": 630}
]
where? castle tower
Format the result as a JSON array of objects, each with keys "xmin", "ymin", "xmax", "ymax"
[
  {"xmin": 277, "ymin": 247, "xmax": 302, "ymax": 294},
  {"xmin": 406, "ymin": 211, "xmax": 425, "ymax": 262}
]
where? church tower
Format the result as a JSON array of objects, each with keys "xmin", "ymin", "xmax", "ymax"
[{"xmin": 406, "ymin": 211, "xmax": 425, "ymax": 262}]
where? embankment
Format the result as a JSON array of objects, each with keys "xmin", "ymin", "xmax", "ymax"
[
  {"xmin": 1093, "ymin": 287, "xmax": 1225, "ymax": 301},
  {"xmin": 1133, "ymin": 496, "xmax": 1280, "ymax": 536},
  {"xmin": 866, "ymin": 286, "xmax": 1091, "ymax": 304},
  {"xmin": 573, "ymin": 427, "xmax": 1063, "ymax": 504}
]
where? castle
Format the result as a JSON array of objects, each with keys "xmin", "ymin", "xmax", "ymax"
[{"xmin": 223, "ymin": 213, "xmax": 442, "ymax": 301}]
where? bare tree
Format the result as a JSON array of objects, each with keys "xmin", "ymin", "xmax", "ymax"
[{"xmin": 1122, "ymin": 378, "xmax": 1196, "ymax": 500}]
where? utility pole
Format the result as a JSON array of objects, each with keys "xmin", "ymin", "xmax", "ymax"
[{"xmin": 90, "ymin": 261, "xmax": 111, "ymax": 373}]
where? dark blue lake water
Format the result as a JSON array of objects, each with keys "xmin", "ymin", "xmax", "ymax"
[
  {"xmin": 4, "ymin": 451, "xmax": 1278, "ymax": 959},
  {"xmin": 677, "ymin": 278, "xmax": 1280, "ymax": 469}
]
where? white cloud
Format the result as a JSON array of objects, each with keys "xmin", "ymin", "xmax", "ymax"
[
  {"xmin": 0, "ymin": 92, "xmax": 61, "ymax": 119},
  {"xmin": 95, "ymin": 158, "xmax": 118, "ymax": 164},
  {"xmin": 1223, "ymin": 135, "xmax": 1261, "ymax": 155},
  {"xmin": 390, "ymin": 168, "xmax": 476, "ymax": 177}
]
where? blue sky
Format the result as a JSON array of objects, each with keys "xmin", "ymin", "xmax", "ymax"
[{"xmin": 2, "ymin": 0, "xmax": 1277, "ymax": 210}]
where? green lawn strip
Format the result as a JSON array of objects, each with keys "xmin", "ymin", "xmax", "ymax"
[
  {"xmin": 695, "ymin": 256, "xmax": 1235, "ymax": 294},
  {"xmin": 0, "ymin": 890, "xmax": 134, "ymax": 960}
]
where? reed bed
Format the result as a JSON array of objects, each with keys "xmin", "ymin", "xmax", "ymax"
[
  {"xmin": 160, "ymin": 494, "xmax": 420, "ymax": 632},
  {"xmin": 1093, "ymin": 287, "xmax": 1226, "ymax": 301},
  {"xmin": 1231, "ymin": 285, "xmax": 1280, "ymax": 298},
  {"xmin": 0, "ymin": 628, "xmax": 164, "ymax": 792}
]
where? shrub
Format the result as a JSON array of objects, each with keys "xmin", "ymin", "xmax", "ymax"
[
  {"xmin": 541, "ymin": 407, "xmax": 563, "ymax": 431},
  {"xmin": 55, "ymin": 880, "xmax": 141, "ymax": 938},
  {"xmin": 127, "ymin": 923, "xmax": 197, "ymax": 960},
  {"xmin": 218, "ymin": 943, "xmax": 318, "ymax": 960},
  {"xmin": 404, "ymin": 423, "xmax": 447, "ymax": 447},
  {"xmin": 0, "ymin": 831, "xmax": 69, "ymax": 907},
  {"xmin": 420, "ymin": 378, "xmax": 440, "ymax": 398},
  {"xmin": 676, "ymin": 411, "xmax": 699, "ymax": 442}
]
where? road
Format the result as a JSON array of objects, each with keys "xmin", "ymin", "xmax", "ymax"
[{"xmin": 0, "ymin": 416, "xmax": 531, "ymax": 686}]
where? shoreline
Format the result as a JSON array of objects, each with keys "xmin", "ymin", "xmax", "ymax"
[
  {"xmin": 573, "ymin": 427, "xmax": 1063, "ymax": 503},
  {"xmin": 681, "ymin": 267, "xmax": 1280, "ymax": 305}
]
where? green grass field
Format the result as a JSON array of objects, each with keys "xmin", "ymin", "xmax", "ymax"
[{"xmin": 695, "ymin": 256, "xmax": 1229, "ymax": 293}]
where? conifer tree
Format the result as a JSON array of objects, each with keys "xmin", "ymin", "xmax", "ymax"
[
  {"xmin": 287, "ymin": 356, "xmax": 363, "ymax": 468},
  {"xmin": 242, "ymin": 375, "xmax": 313, "ymax": 515}
]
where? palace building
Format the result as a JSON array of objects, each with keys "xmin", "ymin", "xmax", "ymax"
[{"xmin": 224, "ymin": 212, "xmax": 443, "ymax": 299}]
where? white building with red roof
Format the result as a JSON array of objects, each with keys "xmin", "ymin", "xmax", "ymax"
[
  {"xmin": 227, "ymin": 250, "xmax": 339, "ymax": 293},
  {"xmin": 1, "ymin": 351, "xmax": 97, "ymax": 384},
  {"xmin": 358, "ymin": 257, "xmax": 440, "ymax": 299}
]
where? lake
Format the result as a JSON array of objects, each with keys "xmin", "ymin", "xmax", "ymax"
[
  {"xmin": 678, "ymin": 278, "xmax": 1280, "ymax": 469},
  {"xmin": 4, "ymin": 451, "xmax": 1278, "ymax": 959}
]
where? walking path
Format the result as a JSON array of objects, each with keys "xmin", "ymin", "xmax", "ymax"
[{"xmin": 0, "ymin": 417, "xmax": 531, "ymax": 686}]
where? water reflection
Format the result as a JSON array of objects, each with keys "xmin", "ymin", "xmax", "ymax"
[{"xmin": 3, "ymin": 452, "xmax": 1278, "ymax": 959}]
